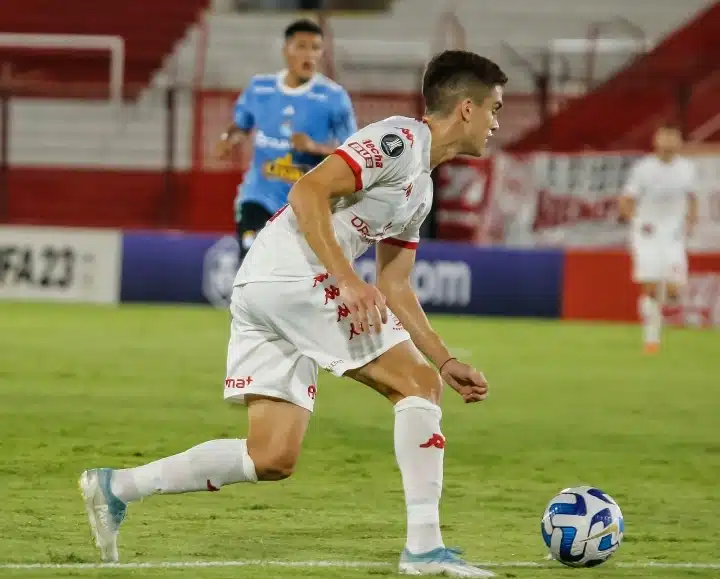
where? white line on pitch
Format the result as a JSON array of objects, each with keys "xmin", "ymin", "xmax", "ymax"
[{"xmin": 1, "ymin": 560, "xmax": 719, "ymax": 571}]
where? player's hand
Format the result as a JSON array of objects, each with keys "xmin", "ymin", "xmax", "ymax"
[
  {"xmin": 215, "ymin": 137, "xmax": 235, "ymax": 160},
  {"xmin": 338, "ymin": 276, "xmax": 388, "ymax": 335},
  {"xmin": 440, "ymin": 358, "xmax": 489, "ymax": 403},
  {"xmin": 291, "ymin": 133, "xmax": 318, "ymax": 154}
]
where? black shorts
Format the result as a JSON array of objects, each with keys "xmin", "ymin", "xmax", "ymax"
[{"xmin": 235, "ymin": 201, "xmax": 273, "ymax": 261}]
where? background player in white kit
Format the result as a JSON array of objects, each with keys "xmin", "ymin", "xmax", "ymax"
[
  {"xmin": 79, "ymin": 50, "xmax": 507, "ymax": 577},
  {"xmin": 619, "ymin": 123, "xmax": 698, "ymax": 353}
]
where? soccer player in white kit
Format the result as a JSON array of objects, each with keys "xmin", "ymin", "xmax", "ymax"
[
  {"xmin": 619, "ymin": 124, "xmax": 698, "ymax": 353},
  {"xmin": 79, "ymin": 50, "xmax": 507, "ymax": 577}
]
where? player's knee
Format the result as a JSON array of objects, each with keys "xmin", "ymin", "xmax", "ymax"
[
  {"xmin": 666, "ymin": 284, "xmax": 680, "ymax": 301},
  {"xmin": 642, "ymin": 283, "xmax": 658, "ymax": 299},
  {"xmin": 251, "ymin": 449, "xmax": 299, "ymax": 481},
  {"xmin": 399, "ymin": 363, "xmax": 443, "ymax": 405}
]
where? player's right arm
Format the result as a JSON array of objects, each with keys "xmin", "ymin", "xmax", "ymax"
[
  {"xmin": 216, "ymin": 82, "xmax": 256, "ymax": 159},
  {"xmin": 618, "ymin": 160, "xmax": 644, "ymax": 222},
  {"xmin": 288, "ymin": 154, "xmax": 388, "ymax": 332},
  {"xmin": 686, "ymin": 162, "xmax": 699, "ymax": 237},
  {"xmin": 617, "ymin": 194, "xmax": 635, "ymax": 222}
]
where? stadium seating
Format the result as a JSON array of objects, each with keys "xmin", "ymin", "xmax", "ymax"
[
  {"xmin": 177, "ymin": 0, "xmax": 712, "ymax": 146},
  {"xmin": 506, "ymin": 2, "xmax": 720, "ymax": 151},
  {"xmin": 0, "ymin": 0, "xmax": 209, "ymax": 100},
  {"xmin": 686, "ymin": 71, "xmax": 720, "ymax": 142},
  {"xmin": 179, "ymin": 0, "xmax": 713, "ymax": 94},
  {"xmin": 4, "ymin": 0, "xmax": 712, "ymax": 168}
]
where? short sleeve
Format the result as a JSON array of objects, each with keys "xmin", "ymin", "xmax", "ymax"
[
  {"xmin": 329, "ymin": 89, "xmax": 357, "ymax": 144},
  {"xmin": 623, "ymin": 160, "xmax": 645, "ymax": 197},
  {"xmin": 233, "ymin": 84, "xmax": 255, "ymax": 131},
  {"xmin": 381, "ymin": 199, "xmax": 432, "ymax": 249},
  {"xmin": 333, "ymin": 125, "xmax": 413, "ymax": 192}
]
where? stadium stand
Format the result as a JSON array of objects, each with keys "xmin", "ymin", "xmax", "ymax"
[
  {"xmin": 1, "ymin": 0, "xmax": 716, "ymax": 230},
  {"xmin": 507, "ymin": 2, "xmax": 720, "ymax": 151},
  {"xmin": 2, "ymin": 0, "xmax": 713, "ymax": 168},
  {"xmin": 0, "ymin": 0, "xmax": 209, "ymax": 99}
]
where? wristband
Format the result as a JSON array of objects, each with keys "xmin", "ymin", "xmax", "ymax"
[{"xmin": 439, "ymin": 357, "xmax": 456, "ymax": 373}]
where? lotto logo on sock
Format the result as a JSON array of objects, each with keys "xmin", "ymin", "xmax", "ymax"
[{"xmin": 419, "ymin": 433, "xmax": 445, "ymax": 449}]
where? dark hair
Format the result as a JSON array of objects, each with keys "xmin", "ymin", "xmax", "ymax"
[
  {"xmin": 422, "ymin": 50, "xmax": 508, "ymax": 115},
  {"xmin": 284, "ymin": 19, "xmax": 323, "ymax": 40}
]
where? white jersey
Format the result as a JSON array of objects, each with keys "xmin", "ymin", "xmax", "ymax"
[
  {"xmin": 623, "ymin": 154, "xmax": 696, "ymax": 245},
  {"xmin": 235, "ymin": 116, "xmax": 433, "ymax": 284}
]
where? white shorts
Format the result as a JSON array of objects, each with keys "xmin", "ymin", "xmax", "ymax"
[
  {"xmin": 224, "ymin": 274, "xmax": 411, "ymax": 412},
  {"xmin": 631, "ymin": 240, "xmax": 687, "ymax": 285}
]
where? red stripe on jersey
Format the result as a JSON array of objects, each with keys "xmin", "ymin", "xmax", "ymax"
[
  {"xmin": 333, "ymin": 149, "xmax": 363, "ymax": 192},
  {"xmin": 382, "ymin": 237, "xmax": 419, "ymax": 249}
]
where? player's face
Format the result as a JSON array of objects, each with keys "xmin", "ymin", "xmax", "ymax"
[
  {"xmin": 283, "ymin": 32, "xmax": 323, "ymax": 83},
  {"xmin": 653, "ymin": 127, "xmax": 683, "ymax": 157},
  {"xmin": 462, "ymin": 85, "xmax": 503, "ymax": 156}
]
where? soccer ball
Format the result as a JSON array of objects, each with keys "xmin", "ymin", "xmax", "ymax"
[{"xmin": 541, "ymin": 485, "xmax": 624, "ymax": 568}]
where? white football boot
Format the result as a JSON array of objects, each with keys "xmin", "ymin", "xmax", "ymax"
[
  {"xmin": 399, "ymin": 547, "xmax": 496, "ymax": 577},
  {"xmin": 78, "ymin": 468, "xmax": 127, "ymax": 562}
]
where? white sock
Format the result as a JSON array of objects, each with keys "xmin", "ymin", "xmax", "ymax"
[
  {"xmin": 110, "ymin": 439, "xmax": 257, "ymax": 503},
  {"xmin": 639, "ymin": 295, "xmax": 661, "ymax": 344},
  {"xmin": 394, "ymin": 396, "xmax": 445, "ymax": 554}
]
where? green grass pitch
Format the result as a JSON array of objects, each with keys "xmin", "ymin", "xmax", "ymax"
[{"xmin": 0, "ymin": 302, "xmax": 718, "ymax": 579}]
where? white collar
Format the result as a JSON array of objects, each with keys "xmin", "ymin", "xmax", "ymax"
[{"xmin": 277, "ymin": 69, "xmax": 317, "ymax": 95}]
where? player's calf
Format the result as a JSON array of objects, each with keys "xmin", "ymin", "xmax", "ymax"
[
  {"xmin": 638, "ymin": 282, "xmax": 662, "ymax": 351},
  {"xmin": 348, "ymin": 342, "xmax": 447, "ymax": 555},
  {"xmin": 250, "ymin": 455, "xmax": 296, "ymax": 481},
  {"xmin": 665, "ymin": 282, "xmax": 682, "ymax": 303}
]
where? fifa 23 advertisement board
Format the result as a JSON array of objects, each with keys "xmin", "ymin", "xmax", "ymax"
[{"xmin": 0, "ymin": 226, "xmax": 122, "ymax": 304}]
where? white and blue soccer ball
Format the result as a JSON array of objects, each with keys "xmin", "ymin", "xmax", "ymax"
[{"xmin": 541, "ymin": 485, "xmax": 624, "ymax": 568}]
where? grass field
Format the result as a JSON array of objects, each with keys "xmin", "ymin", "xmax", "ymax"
[{"xmin": 0, "ymin": 302, "xmax": 718, "ymax": 579}]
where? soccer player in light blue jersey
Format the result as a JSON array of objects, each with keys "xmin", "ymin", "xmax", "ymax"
[{"xmin": 217, "ymin": 19, "xmax": 357, "ymax": 263}]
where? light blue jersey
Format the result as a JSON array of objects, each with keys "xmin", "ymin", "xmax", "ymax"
[{"xmin": 233, "ymin": 70, "xmax": 357, "ymax": 219}]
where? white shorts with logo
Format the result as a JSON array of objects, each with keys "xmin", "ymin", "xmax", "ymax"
[
  {"xmin": 224, "ymin": 273, "xmax": 411, "ymax": 412},
  {"xmin": 631, "ymin": 240, "xmax": 687, "ymax": 285}
]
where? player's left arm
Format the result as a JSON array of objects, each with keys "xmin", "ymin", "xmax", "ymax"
[
  {"xmin": 618, "ymin": 161, "xmax": 643, "ymax": 222},
  {"xmin": 216, "ymin": 85, "xmax": 255, "ymax": 159},
  {"xmin": 292, "ymin": 89, "xmax": 357, "ymax": 156},
  {"xmin": 376, "ymin": 242, "xmax": 489, "ymax": 403},
  {"xmin": 686, "ymin": 193, "xmax": 699, "ymax": 235},
  {"xmin": 376, "ymin": 242, "xmax": 451, "ymax": 368},
  {"xmin": 328, "ymin": 89, "xmax": 357, "ymax": 149},
  {"xmin": 291, "ymin": 135, "xmax": 338, "ymax": 157},
  {"xmin": 686, "ymin": 163, "xmax": 699, "ymax": 236}
]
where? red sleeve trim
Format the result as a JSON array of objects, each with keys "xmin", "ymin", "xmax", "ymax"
[
  {"xmin": 381, "ymin": 237, "xmax": 419, "ymax": 249},
  {"xmin": 333, "ymin": 149, "xmax": 363, "ymax": 192}
]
